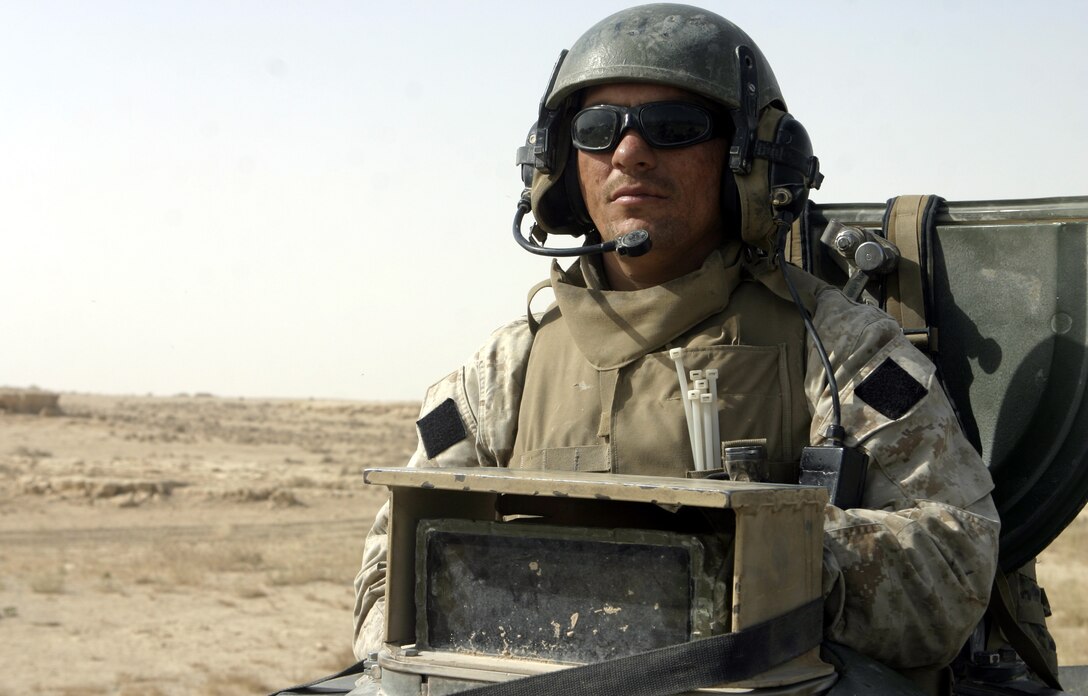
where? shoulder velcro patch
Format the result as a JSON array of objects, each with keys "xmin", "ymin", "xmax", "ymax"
[
  {"xmin": 854, "ymin": 357, "xmax": 928, "ymax": 420},
  {"xmin": 416, "ymin": 398, "xmax": 468, "ymax": 459}
]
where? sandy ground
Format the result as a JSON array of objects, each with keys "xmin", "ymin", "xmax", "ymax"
[
  {"xmin": 1, "ymin": 391, "xmax": 1085, "ymax": 695},
  {"xmin": 0, "ymin": 393, "xmax": 414, "ymax": 695}
]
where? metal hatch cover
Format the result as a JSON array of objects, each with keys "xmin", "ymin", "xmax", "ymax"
[{"xmin": 801, "ymin": 195, "xmax": 1088, "ymax": 571}]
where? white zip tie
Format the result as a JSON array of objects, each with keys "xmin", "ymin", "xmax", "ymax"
[
  {"xmin": 700, "ymin": 392, "xmax": 716, "ymax": 472},
  {"xmin": 688, "ymin": 389, "xmax": 705, "ymax": 471},
  {"xmin": 705, "ymin": 368, "xmax": 722, "ymax": 471},
  {"xmin": 669, "ymin": 348, "xmax": 698, "ymax": 466}
]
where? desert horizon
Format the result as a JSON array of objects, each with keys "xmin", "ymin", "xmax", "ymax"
[{"xmin": 1, "ymin": 388, "xmax": 1085, "ymax": 695}]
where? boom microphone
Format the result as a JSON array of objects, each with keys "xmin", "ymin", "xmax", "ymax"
[{"xmin": 512, "ymin": 196, "xmax": 652, "ymax": 258}]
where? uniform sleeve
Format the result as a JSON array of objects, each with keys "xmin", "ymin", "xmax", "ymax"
[
  {"xmin": 805, "ymin": 289, "xmax": 1000, "ymax": 670},
  {"xmin": 351, "ymin": 318, "xmax": 534, "ymax": 658}
]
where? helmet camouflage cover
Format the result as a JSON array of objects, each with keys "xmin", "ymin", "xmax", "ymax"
[{"xmin": 527, "ymin": 3, "xmax": 821, "ymax": 256}]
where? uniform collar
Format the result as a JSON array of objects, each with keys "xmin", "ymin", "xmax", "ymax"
[{"xmin": 550, "ymin": 241, "xmax": 744, "ymax": 370}]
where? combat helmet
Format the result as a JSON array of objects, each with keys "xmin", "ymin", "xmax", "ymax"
[{"xmin": 520, "ymin": 3, "xmax": 823, "ymax": 257}]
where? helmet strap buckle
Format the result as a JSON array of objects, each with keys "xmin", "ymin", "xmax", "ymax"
[
  {"xmin": 728, "ymin": 45, "xmax": 760, "ymax": 175},
  {"xmin": 533, "ymin": 50, "xmax": 569, "ymax": 175}
]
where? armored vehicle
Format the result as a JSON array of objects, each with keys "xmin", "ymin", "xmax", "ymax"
[{"xmin": 275, "ymin": 194, "xmax": 1088, "ymax": 696}]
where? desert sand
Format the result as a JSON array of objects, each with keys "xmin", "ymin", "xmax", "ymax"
[{"xmin": 1, "ymin": 391, "xmax": 1085, "ymax": 695}]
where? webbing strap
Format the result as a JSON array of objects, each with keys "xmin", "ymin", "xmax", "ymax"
[
  {"xmin": 525, "ymin": 278, "xmax": 552, "ymax": 335},
  {"xmin": 883, "ymin": 195, "xmax": 943, "ymax": 351},
  {"xmin": 452, "ymin": 598, "xmax": 823, "ymax": 696},
  {"xmin": 991, "ymin": 573, "xmax": 1064, "ymax": 691},
  {"xmin": 788, "ymin": 214, "xmax": 805, "ymax": 267}
]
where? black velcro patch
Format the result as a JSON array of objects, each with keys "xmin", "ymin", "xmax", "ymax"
[
  {"xmin": 855, "ymin": 357, "xmax": 928, "ymax": 420},
  {"xmin": 416, "ymin": 398, "xmax": 468, "ymax": 459}
]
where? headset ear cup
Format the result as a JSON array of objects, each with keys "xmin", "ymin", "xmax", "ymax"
[
  {"xmin": 767, "ymin": 114, "xmax": 818, "ymax": 225},
  {"xmin": 735, "ymin": 107, "xmax": 822, "ymax": 257},
  {"xmin": 529, "ymin": 99, "xmax": 596, "ymax": 238},
  {"xmin": 736, "ymin": 107, "xmax": 784, "ymax": 255}
]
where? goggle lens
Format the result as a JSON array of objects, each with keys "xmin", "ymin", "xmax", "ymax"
[{"xmin": 571, "ymin": 102, "xmax": 716, "ymax": 152}]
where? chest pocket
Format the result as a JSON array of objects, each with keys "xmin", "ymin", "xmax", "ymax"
[
  {"xmin": 610, "ymin": 344, "xmax": 799, "ymax": 478},
  {"xmin": 515, "ymin": 343, "xmax": 806, "ymax": 479}
]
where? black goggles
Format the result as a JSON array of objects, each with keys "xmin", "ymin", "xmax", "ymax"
[{"xmin": 570, "ymin": 101, "xmax": 719, "ymax": 152}]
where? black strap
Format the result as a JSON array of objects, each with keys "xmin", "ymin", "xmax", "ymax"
[
  {"xmin": 268, "ymin": 658, "xmax": 370, "ymax": 695},
  {"xmin": 753, "ymin": 140, "xmax": 822, "ymax": 184},
  {"xmin": 452, "ymin": 597, "xmax": 823, "ymax": 696}
]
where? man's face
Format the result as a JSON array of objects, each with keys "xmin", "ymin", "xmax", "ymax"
[{"xmin": 576, "ymin": 82, "xmax": 729, "ymax": 278}]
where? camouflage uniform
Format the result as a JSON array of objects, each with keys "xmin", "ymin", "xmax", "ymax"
[{"xmin": 353, "ymin": 247, "xmax": 999, "ymax": 674}]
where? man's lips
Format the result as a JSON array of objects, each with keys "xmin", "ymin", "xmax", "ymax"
[{"xmin": 609, "ymin": 185, "xmax": 667, "ymax": 203}]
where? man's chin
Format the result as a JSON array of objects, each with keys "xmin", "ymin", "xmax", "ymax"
[{"xmin": 605, "ymin": 221, "xmax": 662, "ymax": 241}]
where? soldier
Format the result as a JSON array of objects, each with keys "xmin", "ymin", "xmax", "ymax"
[{"xmin": 354, "ymin": 4, "xmax": 1005, "ymax": 692}]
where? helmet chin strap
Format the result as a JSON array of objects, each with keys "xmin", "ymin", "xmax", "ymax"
[{"xmin": 512, "ymin": 193, "xmax": 652, "ymax": 258}]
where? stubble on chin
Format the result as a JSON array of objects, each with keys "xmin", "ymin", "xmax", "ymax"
[{"xmin": 593, "ymin": 181, "xmax": 674, "ymax": 241}]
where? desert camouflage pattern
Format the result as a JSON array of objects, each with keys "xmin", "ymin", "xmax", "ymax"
[
  {"xmin": 352, "ymin": 319, "xmax": 534, "ymax": 657},
  {"xmin": 353, "ymin": 265, "xmax": 999, "ymax": 673},
  {"xmin": 806, "ymin": 287, "xmax": 998, "ymax": 668}
]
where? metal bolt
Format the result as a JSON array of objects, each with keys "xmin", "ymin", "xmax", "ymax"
[
  {"xmin": 832, "ymin": 226, "xmax": 865, "ymax": 255},
  {"xmin": 854, "ymin": 241, "xmax": 887, "ymax": 272},
  {"xmin": 770, "ymin": 188, "xmax": 792, "ymax": 207}
]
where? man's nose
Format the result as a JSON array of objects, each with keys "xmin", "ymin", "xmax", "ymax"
[{"xmin": 611, "ymin": 128, "xmax": 657, "ymax": 171}]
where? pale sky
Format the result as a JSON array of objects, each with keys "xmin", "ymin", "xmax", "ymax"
[{"xmin": 2, "ymin": 1, "xmax": 1086, "ymax": 401}]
